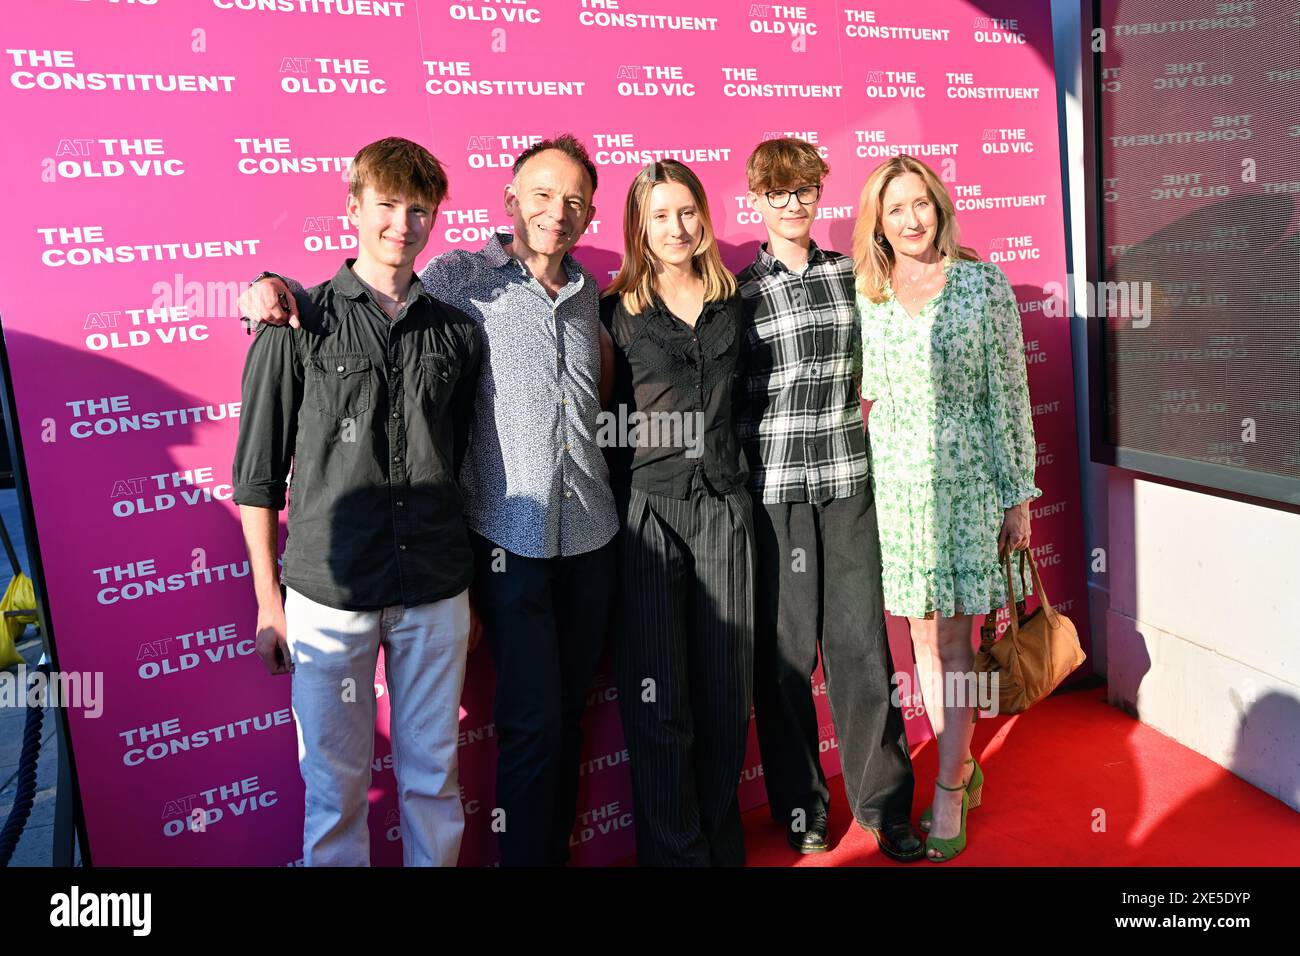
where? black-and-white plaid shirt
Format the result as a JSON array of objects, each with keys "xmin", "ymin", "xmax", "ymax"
[{"xmin": 735, "ymin": 241, "xmax": 868, "ymax": 505}]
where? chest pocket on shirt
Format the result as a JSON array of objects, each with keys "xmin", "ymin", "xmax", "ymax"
[
  {"xmin": 701, "ymin": 317, "xmax": 738, "ymax": 384},
  {"xmin": 310, "ymin": 353, "xmax": 372, "ymax": 419},
  {"xmin": 420, "ymin": 352, "xmax": 459, "ymax": 410}
]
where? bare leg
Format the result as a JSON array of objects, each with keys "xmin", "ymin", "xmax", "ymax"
[{"xmin": 908, "ymin": 613, "xmax": 977, "ymax": 858}]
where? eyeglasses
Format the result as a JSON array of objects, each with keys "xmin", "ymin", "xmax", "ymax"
[{"xmin": 764, "ymin": 184, "xmax": 822, "ymax": 208}]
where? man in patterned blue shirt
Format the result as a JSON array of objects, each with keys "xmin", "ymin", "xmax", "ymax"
[
  {"xmin": 736, "ymin": 138, "xmax": 922, "ymax": 862},
  {"xmin": 238, "ymin": 134, "xmax": 619, "ymax": 867}
]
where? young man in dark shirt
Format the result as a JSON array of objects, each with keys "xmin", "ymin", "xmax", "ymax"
[
  {"xmin": 235, "ymin": 135, "xmax": 618, "ymax": 867},
  {"xmin": 232, "ymin": 137, "xmax": 481, "ymax": 866},
  {"xmin": 736, "ymin": 138, "xmax": 922, "ymax": 861}
]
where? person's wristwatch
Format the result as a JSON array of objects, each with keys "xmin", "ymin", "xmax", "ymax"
[{"xmin": 242, "ymin": 272, "xmax": 278, "ymax": 334}]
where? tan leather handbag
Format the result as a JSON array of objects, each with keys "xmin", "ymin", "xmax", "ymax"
[{"xmin": 975, "ymin": 549, "xmax": 1086, "ymax": 715}]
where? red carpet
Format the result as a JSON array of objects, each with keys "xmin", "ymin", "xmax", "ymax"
[{"xmin": 740, "ymin": 686, "xmax": 1300, "ymax": 867}]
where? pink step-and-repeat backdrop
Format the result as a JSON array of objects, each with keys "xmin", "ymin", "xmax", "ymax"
[{"xmin": 0, "ymin": 0, "xmax": 1086, "ymax": 866}]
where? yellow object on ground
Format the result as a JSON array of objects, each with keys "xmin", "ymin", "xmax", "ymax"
[{"xmin": 0, "ymin": 573, "xmax": 37, "ymax": 667}]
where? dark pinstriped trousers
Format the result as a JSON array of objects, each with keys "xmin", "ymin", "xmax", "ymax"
[{"xmin": 615, "ymin": 472, "xmax": 755, "ymax": 866}]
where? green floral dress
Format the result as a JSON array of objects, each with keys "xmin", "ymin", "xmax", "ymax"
[{"xmin": 858, "ymin": 258, "xmax": 1041, "ymax": 619}]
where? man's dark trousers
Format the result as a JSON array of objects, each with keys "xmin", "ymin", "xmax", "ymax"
[
  {"xmin": 470, "ymin": 531, "xmax": 616, "ymax": 866},
  {"xmin": 751, "ymin": 483, "xmax": 915, "ymax": 828}
]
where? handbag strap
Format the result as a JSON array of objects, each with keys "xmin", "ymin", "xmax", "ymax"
[
  {"xmin": 992, "ymin": 547, "xmax": 1062, "ymax": 653},
  {"xmin": 996, "ymin": 554, "xmax": 1028, "ymax": 687},
  {"xmin": 1002, "ymin": 554, "xmax": 1022, "ymax": 643},
  {"xmin": 1010, "ymin": 548, "xmax": 1061, "ymax": 628}
]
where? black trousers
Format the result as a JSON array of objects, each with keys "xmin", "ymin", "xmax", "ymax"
[
  {"xmin": 615, "ymin": 476, "xmax": 755, "ymax": 866},
  {"xmin": 750, "ymin": 484, "xmax": 915, "ymax": 828},
  {"xmin": 469, "ymin": 530, "xmax": 616, "ymax": 866}
]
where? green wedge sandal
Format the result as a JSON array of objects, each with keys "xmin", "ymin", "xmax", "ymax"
[
  {"xmin": 924, "ymin": 778, "xmax": 970, "ymax": 863},
  {"xmin": 920, "ymin": 756, "xmax": 982, "ymax": 833}
]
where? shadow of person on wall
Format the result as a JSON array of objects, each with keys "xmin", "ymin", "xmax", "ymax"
[
  {"xmin": 0, "ymin": 328, "xmax": 305, "ymax": 867},
  {"xmin": 1129, "ymin": 690, "xmax": 1300, "ymax": 864}
]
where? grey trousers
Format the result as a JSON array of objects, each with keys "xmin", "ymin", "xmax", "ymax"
[{"xmin": 284, "ymin": 586, "xmax": 470, "ymax": 866}]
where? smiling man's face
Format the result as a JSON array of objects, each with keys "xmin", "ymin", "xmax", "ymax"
[
  {"xmin": 504, "ymin": 148, "xmax": 595, "ymax": 259},
  {"xmin": 347, "ymin": 185, "xmax": 434, "ymax": 272}
]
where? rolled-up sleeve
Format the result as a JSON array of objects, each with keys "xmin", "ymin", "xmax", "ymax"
[
  {"xmin": 232, "ymin": 323, "xmax": 303, "ymax": 509},
  {"xmin": 982, "ymin": 264, "xmax": 1042, "ymax": 509},
  {"xmin": 451, "ymin": 321, "xmax": 482, "ymax": 474}
]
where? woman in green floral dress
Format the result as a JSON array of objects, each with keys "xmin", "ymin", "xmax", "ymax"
[{"xmin": 851, "ymin": 155, "xmax": 1041, "ymax": 862}]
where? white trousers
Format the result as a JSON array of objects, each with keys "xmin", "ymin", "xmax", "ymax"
[{"xmin": 284, "ymin": 586, "xmax": 470, "ymax": 866}]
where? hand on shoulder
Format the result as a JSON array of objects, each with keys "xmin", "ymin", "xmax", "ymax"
[{"xmin": 239, "ymin": 275, "xmax": 299, "ymax": 329}]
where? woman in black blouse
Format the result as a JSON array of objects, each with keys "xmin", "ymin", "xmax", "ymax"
[{"xmin": 599, "ymin": 160, "xmax": 754, "ymax": 866}]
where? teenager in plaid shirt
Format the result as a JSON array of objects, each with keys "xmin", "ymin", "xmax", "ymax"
[{"xmin": 735, "ymin": 138, "xmax": 922, "ymax": 862}]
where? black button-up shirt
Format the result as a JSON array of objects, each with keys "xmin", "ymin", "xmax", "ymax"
[
  {"xmin": 600, "ymin": 292, "xmax": 747, "ymax": 499},
  {"xmin": 232, "ymin": 260, "xmax": 482, "ymax": 611}
]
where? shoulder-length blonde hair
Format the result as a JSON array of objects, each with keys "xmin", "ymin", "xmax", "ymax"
[
  {"xmin": 605, "ymin": 159, "xmax": 736, "ymax": 314},
  {"xmin": 851, "ymin": 155, "xmax": 980, "ymax": 303}
]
